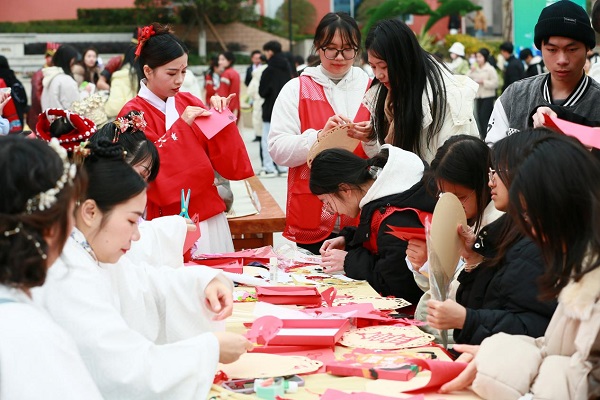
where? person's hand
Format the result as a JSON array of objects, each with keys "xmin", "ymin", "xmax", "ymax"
[
  {"xmin": 204, "ymin": 277, "xmax": 233, "ymax": 320},
  {"xmin": 532, "ymin": 106, "xmax": 557, "ymax": 129},
  {"xmin": 0, "ymin": 91, "xmax": 11, "ymax": 115},
  {"xmin": 320, "ymin": 236, "xmax": 346, "ymax": 254},
  {"xmin": 406, "ymin": 239, "xmax": 427, "ymax": 271},
  {"xmin": 457, "ymin": 224, "xmax": 482, "ymax": 265},
  {"xmin": 214, "ymin": 331, "xmax": 253, "ymax": 364},
  {"xmin": 210, "ymin": 94, "xmax": 235, "ymax": 112},
  {"xmin": 319, "ymin": 114, "xmax": 353, "ymax": 138},
  {"xmin": 184, "ymin": 218, "xmax": 197, "ymax": 232},
  {"xmin": 320, "ymin": 249, "xmax": 347, "ymax": 273},
  {"xmin": 438, "ymin": 344, "xmax": 479, "ymax": 393},
  {"xmin": 181, "ymin": 106, "xmax": 211, "ymax": 126},
  {"xmin": 426, "ymin": 299, "xmax": 467, "ymax": 329},
  {"xmin": 347, "ymin": 120, "xmax": 373, "ymax": 142}
]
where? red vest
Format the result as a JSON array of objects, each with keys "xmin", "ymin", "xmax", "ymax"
[
  {"xmin": 283, "ymin": 75, "xmax": 371, "ymax": 244},
  {"xmin": 364, "ymin": 206, "xmax": 432, "ymax": 255}
]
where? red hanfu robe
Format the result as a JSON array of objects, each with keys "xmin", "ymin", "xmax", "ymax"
[{"xmin": 119, "ymin": 92, "xmax": 253, "ymax": 222}]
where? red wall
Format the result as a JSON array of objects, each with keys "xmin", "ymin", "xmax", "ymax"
[{"xmin": 1, "ymin": 0, "xmax": 135, "ymax": 23}]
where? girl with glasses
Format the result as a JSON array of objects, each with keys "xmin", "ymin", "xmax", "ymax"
[
  {"xmin": 408, "ymin": 135, "xmax": 503, "ymax": 339},
  {"xmin": 365, "ymin": 19, "xmax": 479, "ymax": 163},
  {"xmin": 268, "ymin": 12, "xmax": 376, "ymax": 255},
  {"xmin": 442, "ymin": 134, "xmax": 600, "ymax": 400},
  {"xmin": 427, "ymin": 129, "xmax": 558, "ymax": 346},
  {"xmin": 309, "ymin": 145, "xmax": 436, "ymax": 304}
]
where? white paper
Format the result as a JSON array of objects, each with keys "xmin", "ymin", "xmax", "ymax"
[
  {"xmin": 253, "ymin": 302, "xmax": 314, "ymax": 319},
  {"xmin": 222, "ymin": 271, "xmax": 272, "ymax": 286},
  {"xmin": 276, "ymin": 328, "xmax": 340, "ymax": 336}
]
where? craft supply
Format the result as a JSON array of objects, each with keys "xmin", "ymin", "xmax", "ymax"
[{"xmin": 269, "ymin": 257, "xmax": 278, "ymax": 282}]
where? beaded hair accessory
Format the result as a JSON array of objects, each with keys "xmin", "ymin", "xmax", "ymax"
[
  {"xmin": 135, "ymin": 25, "xmax": 156, "ymax": 57},
  {"xmin": 36, "ymin": 108, "xmax": 97, "ymax": 152},
  {"xmin": 114, "ymin": 112, "xmax": 147, "ymax": 142},
  {"xmin": 25, "ymin": 138, "xmax": 77, "ymax": 214}
]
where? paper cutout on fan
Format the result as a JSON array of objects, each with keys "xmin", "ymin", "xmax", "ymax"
[
  {"xmin": 219, "ymin": 353, "xmax": 323, "ymax": 379},
  {"xmin": 307, "ymin": 124, "xmax": 360, "ymax": 167},
  {"xmin": 333, "ymin": 296, "xmax": 411, "ymax": 310},
  {"xmin": 339, "ymin": 325, "xmax": 434, "ymax": 349}
]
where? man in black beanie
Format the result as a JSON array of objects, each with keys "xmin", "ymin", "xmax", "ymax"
[{"xmin": 486, "ymin": 0, "xmax": 600, "ymax": 145}]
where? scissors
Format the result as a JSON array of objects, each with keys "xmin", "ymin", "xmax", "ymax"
[{"xmin": 179, "ymin": 189, "xmax": 191, "ymax": 219}]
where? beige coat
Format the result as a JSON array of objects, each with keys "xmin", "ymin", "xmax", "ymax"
[
  {"xmin": 472, "ymin": 265, "xmax": 600, "ymax": 399},
  {"xmin": 467, "ymin": 63, "xmax": 498, "ymax": 99}
]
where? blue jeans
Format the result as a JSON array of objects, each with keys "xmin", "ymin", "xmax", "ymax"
[{"xmin": 262, "ymin": 122, "xmax": 288, "ymax": 173}]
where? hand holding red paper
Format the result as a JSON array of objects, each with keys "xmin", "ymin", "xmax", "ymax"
[
  {"xmin": 194, "ymin": 107, "xmax": 237, "ymax": 139},
  {"xmin": 181, "ymin": 105, "xmax": 211, "ymax": 126},
  {"xmin": 210, "ymin": 93, "xmax": 235, "ymax": 113},
  {"xmin": 542, "ymin": 114, "xmax": 600, "ymax": 150},
  {"xmin": 438, "ymin": 344, "xmax": 479, "ymax": 394},
  {"xmin": 204, "ymin": 277, "xmax": 233, "ymax": 320}
]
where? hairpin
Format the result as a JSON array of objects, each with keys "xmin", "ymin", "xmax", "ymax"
[
  {"xmin": 114, "ymin": 112, "xmax": 147, "ymax": 142},
  {"xmin": 135, "ymin": 25, "xmax": 156, "ymax": 57},
  {"xmin": 2, "ymin": 222, "xmax": 47, "ymax": 260},
  {"xmin": 367, "ymin": 165, "xmax": 382, "ymax": 180}
]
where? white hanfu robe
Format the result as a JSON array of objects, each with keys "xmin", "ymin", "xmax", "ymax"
[
  {"xmin": 33, "ymin": 229, "xmax": 231, "ymax": 400},
  {"xmin": 0, "ymin": 285, "xmax": 102, "ymax": 400}
]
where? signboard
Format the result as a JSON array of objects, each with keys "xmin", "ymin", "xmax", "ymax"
[{"xmin": 513, "ymin": 0, "xmax": 586, "ymax": 55}]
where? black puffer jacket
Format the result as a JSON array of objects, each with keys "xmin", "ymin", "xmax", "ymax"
[
  {"xmin": 258, "ymin": 52, "xmax": 293, "ymax": 122},
  {"xmin": 453, "ymin": 214, "xmax": 558, "ymax": 345},
  {"xmin": 340, "ymin": 181, "xmax": 436, "ymax": 304}
]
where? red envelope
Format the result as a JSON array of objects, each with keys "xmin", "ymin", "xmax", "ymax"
[
  {"xmin": 256, "ymin": 286, "xmax": 322, "ymax": 306},
  {"xmin": 194, "ymin": 107, "xmax": 237, "ymax": 139}
]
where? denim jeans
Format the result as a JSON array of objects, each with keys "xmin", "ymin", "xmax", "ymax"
[{"xmin": 262, "ymin": 122, "xmax": 288, "ymax": 173}]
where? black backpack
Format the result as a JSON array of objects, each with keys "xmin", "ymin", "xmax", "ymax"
[{"xmin": 10, "ymin": 80, "xmax": 28, "ymax": 117}]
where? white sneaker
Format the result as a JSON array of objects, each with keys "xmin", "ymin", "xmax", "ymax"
[
  {"xmin": 258, "ymin": 170, "xmax": 277, "ymax": 178},
  {"xmin": 278, "ymin": 171, "xmax": 288, "ymax": 177}
]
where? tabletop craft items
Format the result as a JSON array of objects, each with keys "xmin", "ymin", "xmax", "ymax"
[{"xmin": 339, "ymin": 325, "xmax": 435, "ymax": 350}]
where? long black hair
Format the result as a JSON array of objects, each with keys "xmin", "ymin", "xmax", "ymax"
[
  {"xmin": 365, "ymin": 19, "xmax": 448, "ymax": 158},
  {"xmin": 52, "ymin": 45, "xmax": 79, "ymax": 77},
  {"xmin": 509, "ymin": 134, "xmax": 600, "ymax": 299},
  {"xmin": 488, "ymin": 128, "xmax": 555, "ymax": 268},
  {"xmin": 425, "ymin": 135, "xmax": 491, "ymax": 232}
]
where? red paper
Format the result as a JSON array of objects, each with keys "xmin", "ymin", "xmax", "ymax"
[
  {"xmin": 403, "ymin": 358, "xmax": 468, "ymax": 393},
  {"xmin": 185, "ymin": 259, "xmax": 243, "ymax": 274},
  {"xmin": 321, "ymin": 286, "xmax": 337, "ymax": 307},
  {"xmin": 245, "ymin": 315, "xmax": 283, "ymax": 346},
  {"xmin": 305, "ymin": 303, "xmax": 395, "ymax": 323},
  {"xmin": 256, "ymin": 286, "xmax": 322, "ymax": 306},
  {"xmin": 544, "ymin": 114, "xmax": 600, "ymax": 149},
  {"xmin": 182, "ymin": 219, "xmax": 201, "ymax": 254},
  {"xmin": 194, "ymin": 107, "xmax": 237, "ymax": 139},
  {"xmin": 192, "ymin": 246, "xmax": 277, "ymax": 266},
  {"xmin": 244, "ymin": 319, "xmax": 350, "ymax": 347},
  {"xmin": 387, "ymin": 226, "xmax": 426, "ymax": 241},
  {"xmin": 321, "ymin": 389, "xmax": 424, "ymax": 400}
]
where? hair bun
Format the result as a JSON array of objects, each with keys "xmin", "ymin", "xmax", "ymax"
[{"xmin": 89, "ymin": 139, "xmax": 126, "ymax": 161}]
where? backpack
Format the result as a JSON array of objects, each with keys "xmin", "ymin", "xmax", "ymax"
[{"xmin": 10, "ymin": 80, "xmax": 28, "ymax": 117}]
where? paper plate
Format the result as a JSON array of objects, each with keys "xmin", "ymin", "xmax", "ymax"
[
  {"xmin": 429, "ymin": 192, "xmax": 467, "ymax": 280},
  {"xmin": 307, "ymin": 124, "xmax": 360, "ymax": 167},
  {"xmin": 219, "ymin": 353, "xmax": 323, "ymax": 379}
]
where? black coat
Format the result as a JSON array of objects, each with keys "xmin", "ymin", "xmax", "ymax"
[
  {"xmin": 503, "ymin": 55, "xmax": 525, "ymax": 92},
  {"xmin": 453, "ymin": 215, "xmax": 558, "ymax": 345},
  {"xmin": 340, "ymin": 181, "xmax": 436, "ymax": 304},
  {"xmin": 258, "ymin": 52, "xmax": 293, "ymax": 123}
]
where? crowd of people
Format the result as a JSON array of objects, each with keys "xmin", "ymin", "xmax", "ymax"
[{"xmin": 0, "ymin": 1, "xmax": 599, "ymax": 399}]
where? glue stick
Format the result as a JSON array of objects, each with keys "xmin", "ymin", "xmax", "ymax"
[{"xmin": 269, "ymin": 257, "xmax": 278, "ymax": 283}]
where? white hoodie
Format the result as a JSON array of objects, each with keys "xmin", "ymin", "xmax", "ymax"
[
  {"xmin": 268, "ymin": 65, "xmax": 378, "ymax": 168},
  {"xmin": 41, "ymin": 66, "xmax": 79, "ymax": 110}
]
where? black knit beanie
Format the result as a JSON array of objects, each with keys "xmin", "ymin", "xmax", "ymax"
[{"xmin": 534, "ymin": 0, "xmax": 595, "ymax": 49}]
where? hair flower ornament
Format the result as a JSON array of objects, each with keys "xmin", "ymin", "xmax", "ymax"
[
  {"xmin": 114, "ymin": 111, "xmax": 147, "ymax": 141},
  {"xmin": 135, "ymin": 25, "xmax": 156, "ymax": 57}
]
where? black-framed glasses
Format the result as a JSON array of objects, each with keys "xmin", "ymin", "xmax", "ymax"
[{"xmin": 320, "ymin": 47, "xmax": 358, "ymax": 60}]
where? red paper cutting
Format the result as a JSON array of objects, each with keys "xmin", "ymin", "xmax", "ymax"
[
  {"xmin": 245, "ymin": 315, "xmax": 283, "ymax": 346},
  {"xmin": 544, "ymin": 114, "xmax": 600, "ymax": 149},
  {"xmin": 387, "ymin": 225, "xmax": 426, "ymax": 242},
  {"xmin": 403, "ymin": 358, "xmax": 468, "ymax": 393}
]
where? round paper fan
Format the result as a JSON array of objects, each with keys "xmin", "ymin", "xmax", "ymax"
[
  {"xmin": 219, "ymin": 353, "xmax": 323, "ymax": 379},
  {"xmin": 307, "ymin": 124, "xmax": 360, "ymax": 167},
  {"xmin": 339, "ymin": 325, "xmax": 435, "ymax": 349}
]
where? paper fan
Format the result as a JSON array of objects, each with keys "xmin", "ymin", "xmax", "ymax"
[
  {"xmin": 429, "ymin": 192, "xmax": 467, "ymax": 281},
  {"xmin": 339, "ymin": 325, "xmax": 434, "ymax": 350},
  {"xmin": 219, "ymin": 353, "xmax": 323, "ymax": 379},
  {"xmin": 332, "ymin": 296, "xmax": 411, "ymax": 310},
  {"xmin": 307, "ymin": 124, "xmax": 360, "ymax": 167}
]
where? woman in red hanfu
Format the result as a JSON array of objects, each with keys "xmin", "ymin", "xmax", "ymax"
[{"xmin": 119, "ymin": 23, "xmax": 253, "ymax": 253}]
